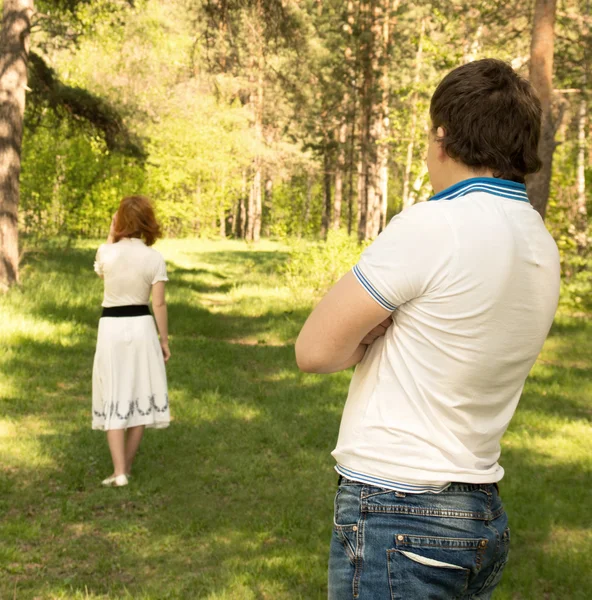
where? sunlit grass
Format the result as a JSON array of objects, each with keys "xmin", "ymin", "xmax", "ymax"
[{"xmin": 0, "ymin": 238, "xmax": 590, "ymax": 599}]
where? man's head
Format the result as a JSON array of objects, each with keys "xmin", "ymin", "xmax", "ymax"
[{"xmin": 427, "ymin": 58, "xmax": 542, "ymax": 192}]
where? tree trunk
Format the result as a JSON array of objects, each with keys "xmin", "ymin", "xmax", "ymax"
[
  {"xmin": 379, "ymin": 141, "xmax": 388, "ymax": 232},
  {"xmin": 0, "ymin": 0, "xmax": 33, "ymax": 292},
  {"xmin": 246, "ymin": 5, "xmax": 264, "ymax": 243},
  {"xmin": 333, "ymin": 121, "xmax": 347, "ymax": 229},
  {"xmin": 321, "ymin": 149, "xmax": 332, "ymax": 239},
  {"xmin": 527, "ymin": 0, "xmax": 558, "ymax": 220},
  {"xmin": 252, "ymin": 164, "xmax": 262, "ymax": 242},
  {"xmin": 357, "ymin": 0, "xmax": 392, "ymax": 240},
  {"xmin": 346, "ymin": 0, "xmax": 357, "ymax": 237},
  {"xmin": 367, "ymin": 154, "xmax": 380, "ymax": 238},
  {"xmin": 357, "ymin": 1, "xmax": 372, "ymax": 242},
  {"xmin": 219, "ymin": 206, "xmax": 226, "ymax": 238},
  {"xmin": 246, "ymin": 88, "xmax": 263, "ymax": 242},
  {"xmin": 576, "ymin": 95, "xmax": 587, "ymax": 250},
  {"xmin": 239, "ymin": 170, "xmax": 247, "ymax": 238},
  {"xmin": 402, "ymin": 18, "xmax": 425, "ymax": 210},
  {"xmin": 263, "ymin": 177, "xmax": 272, "ymax": 237},
  {"xmin": 347, "ymin": 95, "xmax": 357, "ymax": 236},
  {"xmin": 231, "ymin": 196, "xmax": 239, "ymax": 238},
  {"xmin": 357, "ymin": 155, "xmax": 367, "ymax": 241},
  {"xmin": 303, "ymin": 173, "xmax": 312, "ymax": 237},
  {"xmin": 247, "ymin": 165, "xmax": 262, "ymax": 242},
  {"xmin": 376, "ymin": 1, "xmax": 393, "ymax": 234}
]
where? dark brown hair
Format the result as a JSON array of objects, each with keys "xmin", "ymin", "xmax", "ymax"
[
  {"xmin": 113, "ymin": 195, "xmax": 162, "ymax": 247},
  {"xmin": 430, "ymin": 59, "xmax": 542, "ymax": 182}
]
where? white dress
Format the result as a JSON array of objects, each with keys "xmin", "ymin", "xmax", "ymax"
[{"xmin": 92, "ymin": 238, "xmax": 170, "ymax": 431}]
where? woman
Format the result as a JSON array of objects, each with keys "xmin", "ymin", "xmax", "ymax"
[{"xmin": 92, "ymin": 195, "xmax": 171, "ymax": 487}]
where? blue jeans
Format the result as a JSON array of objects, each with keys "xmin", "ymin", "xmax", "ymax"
[{"xmin": 329, "ymin": 478, "xmax": 510, "ymax": 599}]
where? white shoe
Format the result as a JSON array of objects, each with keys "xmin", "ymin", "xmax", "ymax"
[{"xmin": 102, "ymin": 474, "xmax": 129, "ymax": 487}]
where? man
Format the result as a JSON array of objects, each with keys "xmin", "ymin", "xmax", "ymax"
[{"xmin": 296, "ymin": 59, "xmax": 560, "ymax": 599}]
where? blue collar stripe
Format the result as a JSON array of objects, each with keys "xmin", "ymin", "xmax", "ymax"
[
  {"xmin": 430, "ymin": 177, "xmax": 529, "ymax": 203},
  {"xmin": 440, "ymin": 185, "xmax": 529, "ymax": 203},
  {"xmin": 441, "ymin": 183, "xmax": 528, "ymax": 201}
]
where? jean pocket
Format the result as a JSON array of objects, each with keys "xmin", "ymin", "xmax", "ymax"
[
  {"xmin": 387, "ymin": 534, "xmax": 486, "ymax": 600},
  {"xmin": 334, "ymin": 523, "xmax": 359, "ymax": 565},
  {"xmin": 474, "ymin": 527, "xmax": 511, "ymax": 597},
  {"xmin": 333, "ymin": 486, "xmax": 362, "ymax": 566}
]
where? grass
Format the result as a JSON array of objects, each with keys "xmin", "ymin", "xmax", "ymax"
[{"xmin": 0, "ymin": 238, "xmax": 591, "ymax": 599}]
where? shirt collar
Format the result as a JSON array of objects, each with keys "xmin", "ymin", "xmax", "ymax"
[{"xmin": 429, "ymin": 177, "xmax": 529, "ymax": 203}]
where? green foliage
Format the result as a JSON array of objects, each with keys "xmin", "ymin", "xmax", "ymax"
[
  {"xmin": 266, "ymin": 175, "xmax": 324, "ymax": 239},
  {"xmin": 17, "ymin": 0, "xmax": 592, "ymax": 257},
  {"xmin": 282, "ymin": 229, "xmax": 367, "ymax": 299},
  {"xmin": 560, "ymin": 252, "xmax": 592, "ymax": 313},
  {"xmin": 20, "ymin": 112, "xmax": 144, "ymax": 239},
  {"xmin": 142, "ymin": 89, "xmax": 253, "ymax": 237},
  {"xmin": 28, "ymin": 52, "xmax": 144, "ymax": 158},
  {"xmin": 545, "ymin": 112, "xmax": 592, "ymax": 315}
]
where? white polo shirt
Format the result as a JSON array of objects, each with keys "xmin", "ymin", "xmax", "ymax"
[{"xmin": 332, "ymin": 177, "xmax": 560, "ymax": 492}]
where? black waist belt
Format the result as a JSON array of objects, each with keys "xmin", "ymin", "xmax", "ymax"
[{"xmin": 101, "ymin": 305, "xmax": 151, "ymax": 318}]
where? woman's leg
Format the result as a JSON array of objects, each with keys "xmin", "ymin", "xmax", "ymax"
[
  {"xmin": 125, "ymin": 425, "xmax": 145, "ymax": 474},
  {"xmin": 106, "ymin": 429, "xmax": 127, "ymax": 476}
]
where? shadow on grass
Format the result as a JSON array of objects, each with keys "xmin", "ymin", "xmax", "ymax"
[
  {"xmin": 2, "ymin": 244, "xmax": 327, "ymax": 597},
  {"xmin": 21, "ymin": 246, "xmax": 97, "ymax": 276},
  {"xmin": 496, "ymin": 444, "xmax": 592, "ymax": 599},
  {"xmin": 520, "ymin": 368, "xmax": 592, "ymax": 424},
  {"xmin": 5, "ymin": 395, "xmax": 591, "ymax": 599},
  {"xmin": 178, "ymin": 249, "xmax": 291, "ymax": 274},
  {"xmin": 2, "ymin": 336, "xmax": 343, "ymax": 598},
  {"xmin": 2, "ymin": 244, "xmax": 591, "ymax": 599},
  {"xmin": 168, "ymin": 266, "xmax": 235, "ymax": 296}
]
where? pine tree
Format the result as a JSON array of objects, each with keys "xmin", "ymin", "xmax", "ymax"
[{"xmin": 0, "ymin": 0, "xmax": 33, "ymax": 291}]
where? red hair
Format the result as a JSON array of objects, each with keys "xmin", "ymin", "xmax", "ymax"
[{"xmin": 113, "ymin": 195, "xmax": 162, "ymax": 246}]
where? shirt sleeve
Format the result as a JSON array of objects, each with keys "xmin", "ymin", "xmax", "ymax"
[
  {"xmin": 353, "ymin": 202, "xmax": 455, "ymax": 310},
  {"xmin": 151, "ymin": 253, "xmax": 169, "ymax": 285},
  {"xmin": 94, "ymin": 245, "xmax": 105, "ymax": 277}
]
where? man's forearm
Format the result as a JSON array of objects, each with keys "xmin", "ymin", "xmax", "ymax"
[{"xmin": 301, "ymin": 343, "xmax": 367, "ymax": 374}]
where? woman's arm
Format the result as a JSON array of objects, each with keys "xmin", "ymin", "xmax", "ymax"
[
  {"xmin": 151, "ymin": 281, "xmax": 170, "ymax": 362},
  {"xmin": 107, "ymin": 213, "xmax": 116, "ymax": 244},
  {"xmin": 295, "ymin": 270, "xmax": 393, "ymax": 374},
  {"xmin": 95, "ymin": 215, "xmax": 117, "ymax": 279}
]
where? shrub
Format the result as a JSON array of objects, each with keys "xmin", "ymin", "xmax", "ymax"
[{"xmin": 282, "ymin": 230, "xmax": 367, "ymax": 302}]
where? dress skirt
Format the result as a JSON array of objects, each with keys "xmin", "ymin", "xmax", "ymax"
[{"xmin": 92, "ymin": 315, "xmax": 170, "ymax": 431}]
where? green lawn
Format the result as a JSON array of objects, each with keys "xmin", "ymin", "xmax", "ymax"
[{"xmin": 1, "ymin": 239, "xmax": 590, "ymax": 599}]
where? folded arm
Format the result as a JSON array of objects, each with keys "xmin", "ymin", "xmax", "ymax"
[{"xmin": 295, "ymin": 270, "xmax": 392, "ymax": 374}]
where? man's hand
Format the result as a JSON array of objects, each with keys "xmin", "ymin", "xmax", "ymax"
[
  {"xmin": 361, "ymin": 317, "xmax": 392, "ymax": 345},
  {"xmin": 295, "ymin": 271, "xmax": 393, "ymax": 373}
]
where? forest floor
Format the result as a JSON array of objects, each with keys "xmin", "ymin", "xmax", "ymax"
[{"xmin": 1, "ymin": 239, "xmax": 590, "ymax": 600}]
